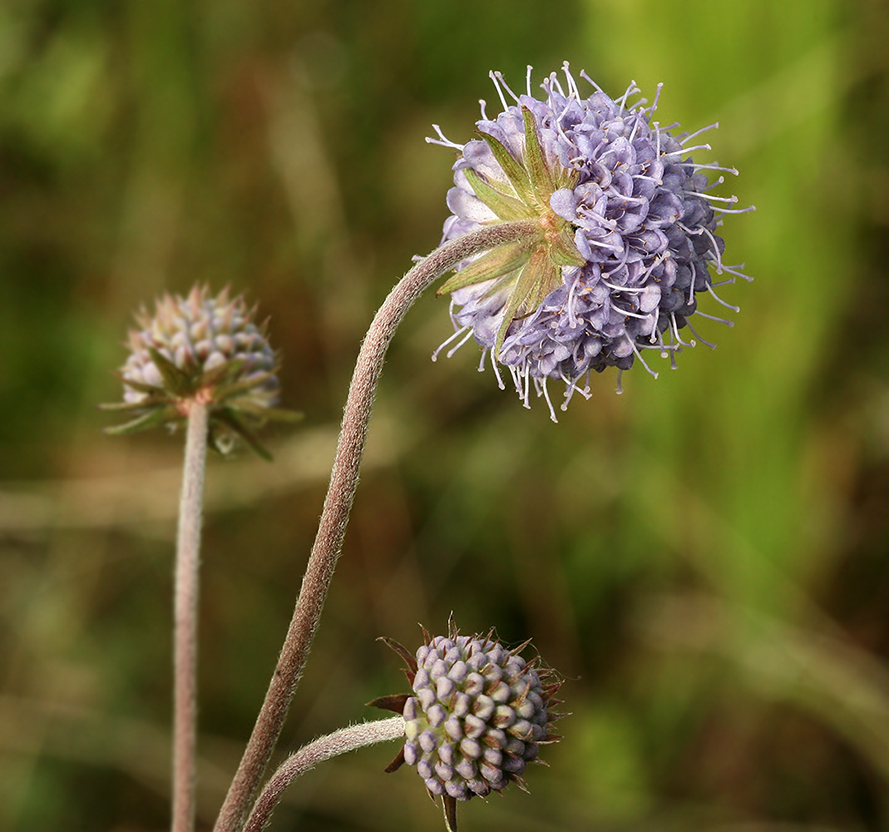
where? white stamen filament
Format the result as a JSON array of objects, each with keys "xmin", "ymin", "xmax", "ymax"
[
  {"xmin": 631, "ymin": 341, "xmax": 659, "ymax": 379},
  {"xmin": 432, "ymin": 325, "xmax": 473, "ymax": 361},
  {"xmin": 670, "ymin": 313, "xmax": 696, "ymax": 347},
  {"xmin": 685, "ymin": 319, "xmax": 717, "ymax": 349},
  {"xmin": 489, "ymin": 71, "xmax": 510, "ymax": 110},
  {"xmin": 706, "ymin": 283, "xmax": 740, "ymax": 312},
  {"xmin": 664, "ymin": 142, "xmax": 711, "ymax": 157},
  {"xmin": 694, "ymin": 311, "xmax": 734, "ymax": 327},
  {"xmin": 680, "ymin": 122, "xmax": 719, "ymax": 144},
  {"xmin": 717, "ymin": 263, "xmax": 753, "ymax": 282},
  {"xmin": 426, "ymin": 125, "xmax": 463, "ymax": 151}
]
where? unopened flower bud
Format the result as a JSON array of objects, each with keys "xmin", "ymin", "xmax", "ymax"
[
  {"xmin": 371, "ymin": 621, "xmax": 564, "ymax": 831},
  {"xmin": 103, "ymin": 284, "xmax": 298, "ymax": 457}
]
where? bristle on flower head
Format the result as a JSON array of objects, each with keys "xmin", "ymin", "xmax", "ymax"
[
  {"xmin": 103, "ymin": 285, "xmax": 298, "ymax": 458},
  {"xmin": 371, "ymin": 621, "xmax": 563, "ymax": 831},
  {"xmin": 429, "ymin": 63, "xmax": 753, "ymax": 420}
]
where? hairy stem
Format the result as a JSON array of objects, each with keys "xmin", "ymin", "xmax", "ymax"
[
  {"xmin": 213, "ymin": 220, "xmax": 538, "ymax": 832},
  {"xmin": 173, "ymin": 401, "xmax": 209, "ymax": 832},
  {"xmin": 243, "ymin": 717, "xmax": 405, "ymax": 832}
]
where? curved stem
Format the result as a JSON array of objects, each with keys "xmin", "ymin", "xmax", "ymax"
[
  {"xmin": 173, "ymin": 401, "xmax": 209, "ymax": 832},
  {"xmin": 213, "ymin": 220, "xmax": 537, "ymax": 832},
  {"xmin": 243, "ymin": 717, "xmax": 405, "ymax": 832}
]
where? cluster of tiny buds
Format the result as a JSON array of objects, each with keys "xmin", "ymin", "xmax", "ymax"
[
  {"xmin": 103, "ymin": 284, "xmax": 298, "ymax": 457},
  {"xmin": 371, "ymin": 622, "xmax": 563, "ymax": 831},
  {"xmin": 120, "ymin": 286, "xmax": 277, "ymax": 408}
]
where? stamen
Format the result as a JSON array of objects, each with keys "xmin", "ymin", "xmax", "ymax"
[
  {"xmin": 611, "ymin": 302, "xmax": 649, "ymax": 320},
  {"xmin": 706, "ymin": 283, "xmax": 740, "ymax": 312},
  {"xmin": 584, "ymin": 236, "xmax": 623, "ymax": 252},
  {"xmin": 670, "ymin": 313, "xmax": 696, "ymax": 347},
  {"xmin": 490, "ymin": 70, "xmax": 520, "ymax": 104},
  {"xmin": 546, "ymin": 71, "xmax": 565, "ymax": 99},
  {"xmin": 680, "ymin": 122, "xmax": 718, "ymax": 144},
  {"xmin": 578, "ymin": 69, "xmax": 604, "ymax": 95},
  {"xmin": 642, "ymin": 332, "xmax": 678, "ymax": 358},
  {"xmin": 713, "ymin": 204, "xmax": 755, "ymax": 216},
  {"xmin": 689, "ymin": 162, "xmax": 739, "ymax": 176},
  {"xmin": 628, "ymin": 116, "xmax": 641, "ymax": 144},
  {"xmin": 577, "ymin": 205, "xmax": 617, "ymax": 229},
  {"xmin": 426, "ymin": 125, "xmax": 463, "ymax": 151},
  {"xmin": 541, "ymin": 377, "xmax": 558, "ymax": 422},
  {"xmin": 432, "ymin": 325, "xmax": 473, "ymax": 360},
  {"xmin": 700, "ymin": 226, "xmax": 724, "ymax": 269},
  {"xmin": 603, "ymin": 255, "xmax": 664, "ymax": 294},
  {"xmin": 489, "ymin": 71, "xmax": 510, "ymax": 110},
  {"xmin": 646, "ymin": 83, "xmax": 663, "ymax": 117},
  {"xmin": 616, "ymin": 369, "xmax": 624, "ymax": 394},
  {"xmin": 615, "ymin": 81, "xmax": 640, "ymax": 111},
  {"xmin": 631, "ymin": 341, "xmax": 659, "ymax": 379},
  {"xmin": 508, "ymin": 365, "xmax": 521, "ymax": 397},
  {"xmin": 560, "ymin": 372, "xmax": 592, "ymax": 410},
  {"xmin": 696, "ymin": 176, "xmax": 727, "ymax": 193},
  {"xmin": 602, "ymin": 280, "xmax": 648, "ymax": 293},
  {"xmin": 489, "ymin": 347, "xmax": 506, "ymax": 390},
  {"xmin": 694, "ymin": 311, "xmax": 734, "ymax": 327},
  {"xmin": 553, "ymin": 96, "xmax": 574, "ymax": 131},
  {"xmin": 686, "ymin": 191, "xmax": 739, "ymax": 205},
  {"xmin": 666, "ymin": 329, "xmax": 680, "ymax": 369},
  {"xmin": 448, "ymin": 297, "xmax": 460, "ymax": 329},
  {"xmin": 684, "ymin": 319, "xmax": 717, "ymax": 349},
  {"xmin": 627, "ymin": 93, "xmax": 648, "ymax": 112},
  {"xmin": 664, "ymin": 142, "xmax": 711, "ymax": 157},
  {"xmin": 509, "ymin": 364, "xmax": 531, "ymax": 409},
  {"xmin": 561, "ymin": 61, "xmax": 580, "ymax": 99},
  {"xmin": 717, "ymin": 263, "xmax": 754, "ymax": 282},
  {"xmin": 566, "ymin": 279, "xmax": 581, "ymax": 328}
]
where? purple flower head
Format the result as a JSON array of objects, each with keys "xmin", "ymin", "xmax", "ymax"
[{"xmin": 430, "ymin": 64, "xmax": 752, "ymax": 420}]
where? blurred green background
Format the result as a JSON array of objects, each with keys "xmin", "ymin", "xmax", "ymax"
[{"xmin": 1, "ymin": 0, "xmax": 888, "ymax": 829}]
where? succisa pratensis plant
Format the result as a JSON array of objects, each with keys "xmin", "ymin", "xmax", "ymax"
[{"xmin": 104, "ymin": 63, "xmax": 750, "ymax": 832}]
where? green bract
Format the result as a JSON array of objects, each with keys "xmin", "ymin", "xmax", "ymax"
[{"xmin": 437, "ymin": 108, "xmax": 585, "ymax": 357}]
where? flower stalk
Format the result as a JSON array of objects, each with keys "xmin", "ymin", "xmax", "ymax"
[
  {"xmin": 173, "ymin": 400, "xmax": 210, "ymax": 832},
  {"xmin": 243, "ymin": 718, "xmax": 405, "ymax": 832},
  {"xmin": 212, "ymin": 219, "xmax": 538, "ymax": 832}
]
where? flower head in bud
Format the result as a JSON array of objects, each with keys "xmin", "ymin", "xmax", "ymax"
[
  {"xmin": 429, "ymin": 63, "xmax": 753, "ymax": 420},
  {"xmin": 370, "ymin": 619, "xmax": 563, "ymax": 832},
  {"xmin": 102, "ymin": 285, "xmax": 298, "ymax": 458}
]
